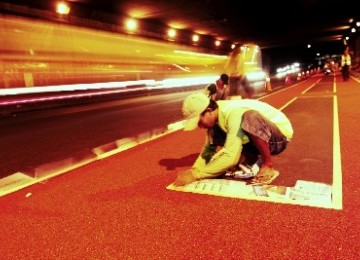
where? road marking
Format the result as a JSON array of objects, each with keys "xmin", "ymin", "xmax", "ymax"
[
  {"xmin": 299, "ymin": 77, "xmax": 343, "ymax": 209},
  {"xmin": 301, "ymin": 83, "xmax": 316, "ymax": 94},
  {"xmin": 279, "ymin": 97, "xmax": 297, "ymax": 110},
  {"xmin": 332, "ymin": 93, "xmax": 343, "ymax": 209}
]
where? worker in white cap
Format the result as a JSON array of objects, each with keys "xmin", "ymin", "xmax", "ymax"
[{"xmin": 174, "ymin": 92, "xmax": 293, "ymax": 186}]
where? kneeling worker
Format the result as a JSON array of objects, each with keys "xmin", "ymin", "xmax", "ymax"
[{"xmin": 174, "ymin": 92, "xmax": 293, "ymax": 186}]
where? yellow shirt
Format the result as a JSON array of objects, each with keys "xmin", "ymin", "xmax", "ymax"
[
  {"xmin": 341, "ymin": 54, "xmax": 351, "ymax": 66},
  {"xmin": 191, "ymin": 99, "xmax": 293, "ymax": 179}
]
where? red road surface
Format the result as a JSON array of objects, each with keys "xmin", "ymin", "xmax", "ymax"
[{"xmin": 1, "ymin": 73, "xmax": 360, "ymax": 259}]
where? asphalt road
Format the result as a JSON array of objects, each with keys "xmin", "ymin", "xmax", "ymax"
[{"xmin": 0, "ymin": 91, "xmax": 193, "ymax": 179}]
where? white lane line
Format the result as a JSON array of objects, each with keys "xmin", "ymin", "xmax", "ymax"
[
  {"xmin": 287, "ymin": 77, "xmax": 342, "ymax": 209},
  {"xmin": 299, "ymin": 77, "xmax": 343, "ymax": 209},
  {"xmin": 332, "ymin": 95, "xmax": 343, "ymax": 209},
  {"xmin": 279, "ymin": 97, "xmax": 297, "ymax": 111},
  {"xmin": 351, "ymin": 75, "xmax": 360, "ymax": 83},
  {"xmin": 301, "ymin": 83, "xmax": 317, "ymax": 95},
  {"xmin": 262, "ymin": 77, "xmax": 321, "ymax": 99}
]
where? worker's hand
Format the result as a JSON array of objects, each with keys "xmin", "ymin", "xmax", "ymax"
[
  {"xmin": 173, "ymin": 169, "xmax": 197, "ymax": 186},
  {"xmin": 250, "ymin": 166, "xmax": 279, "ymax": 185}
]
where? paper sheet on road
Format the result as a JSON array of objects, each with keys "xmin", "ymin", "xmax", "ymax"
[{"xmin": 167, "ymin": 179, "xmax": 333, "ymax": 208}]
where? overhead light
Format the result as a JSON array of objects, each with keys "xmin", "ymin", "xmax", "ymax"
[
  {"xmin": 167, "ymin": 28, "xmax": 176, "ymax": 38},
  {"xmin": 192, "ymin": 34, "xmax": 199, "ymax": 42},
  {"xmin": 56, "ymin": 1, "xmax": 70, "ymax": 15},
  {"xmin": 215, "ymin": 40, "xmax": 221, "ymax": 47},
  {"xmin": 125, "ymin": 18, "xmax": 138, "ymax": 32}
]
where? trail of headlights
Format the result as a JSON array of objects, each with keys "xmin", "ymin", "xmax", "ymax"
[{"xmin": 0, "ymin": 75, "xmax": 217, "ymax": 106}]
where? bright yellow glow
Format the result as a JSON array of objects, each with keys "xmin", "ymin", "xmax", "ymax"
[
  {"xmin": 126, "ymin": 7, "xmax": 156, "ymax": 18},
  {"xmin": 171, "ymin": 64, "xmax": 191, "ymax": 72},
  {"xmin": 56, "ymin": 1, "xmax": 70, "ymax": 15},
  {"xmin": 125, "ymin": 18, "xmax": 137, "ymax": 31},
  {"xmin": 215, "ymin": 40, "xmax": 221, "ymax": 47},
  {"xmin": 195, "ymin": 30, "xmax": 209, "ymax": 35},
  {"xmin": 192, "ymin": 34, "xmax": 199, "ymax": 42},
  {"xmin": 174, "ymin": 50, "xmax": 226, "ymax": 59},
  {"xmin": 168, "ymin": 22, "xmax": 187, "ymax": 30},
  {"xmin": 0, "ymin": 15, "xmax": 228, "ymax": 89},
  {"xmin": 168, "ymin": 28, "xmax": 176, "ymax": 38}
]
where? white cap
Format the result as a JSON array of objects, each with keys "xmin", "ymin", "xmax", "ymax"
[{"xmin": 182, "ymin": 92, "xmax": 210, "ymax": 131}]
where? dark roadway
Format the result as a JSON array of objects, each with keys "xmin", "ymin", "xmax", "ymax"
[{"xmin": 0, "ymin": 92, "xmax": 190, "ymax": 179}]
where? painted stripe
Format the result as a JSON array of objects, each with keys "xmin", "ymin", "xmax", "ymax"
[{"xmin": 332, "ymin": 95, "xmax": 343, "ymax": 209}]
